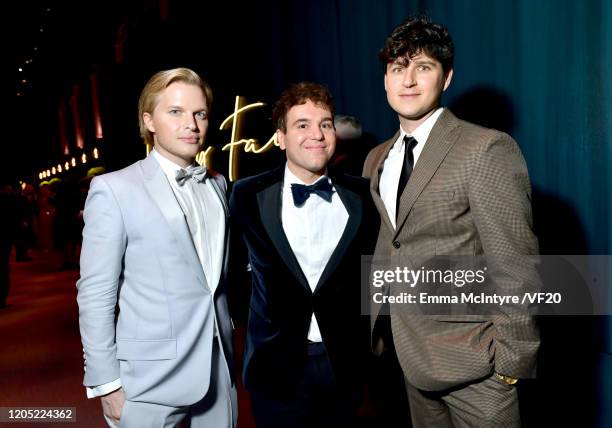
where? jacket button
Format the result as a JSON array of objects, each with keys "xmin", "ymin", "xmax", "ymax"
[{"xmin": 393, "ymin": 241, "xmax": 401, "ymax": 249}]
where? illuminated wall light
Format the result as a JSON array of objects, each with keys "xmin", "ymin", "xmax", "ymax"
[
  {"xmin": 46, "ymin": 169, "xmax": 51, "ymax": 176},
  {"xmin": 81, "ymin": 153, "xmax": 87, "ymax": 164},
  {"xmin": 39, "ymin": 173, "xmax": 43, "ymax": 180},
  {"xmin": 65, "ymin": 161, "xmax": 70, "ymax": 170},
  {"xmin": 18, "ymin": 67, "xmax": 23, "ymax": 72},
  {"xmin": 51, "ymin": 167, "xmax": 56, "ymax": 175},
  {"xmin": 58, "ymin": 164, "xmax": 62, "ymax": 173},
  {"xmin": 20, "ymin": 182, "xmax": 26, "ymax": 190},
  {"xmin": 93, "ymin": 147, "xmax": 99, "ymax": 159},
  {"xmin": 71, "ymin": 157, "xmax": 76, "ymax": 167}
]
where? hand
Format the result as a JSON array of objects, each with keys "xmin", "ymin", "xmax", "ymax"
[{"xmin": 101, "ymin": 387, "xmax": 125, "ymax": 426}]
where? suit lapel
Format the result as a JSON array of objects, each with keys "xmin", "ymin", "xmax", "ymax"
[
  {"xmin": 369, "ymin": 131, "xmax": 400, "ymax": 234},
  {"xmin": 257, "ymin": 173, "xmax": 310, "ymax": 292},
  {"xmin": 208, "ymin": 175, "xmax": 229, "ymax": 218},
  {"xmin": 313, "ymin": 180, "xmax": 361, "ymax": 293},
  {"xmin": 140, "ymin": 154, "xmax": 207, "ymax": 287},
  {"xmin": 394, "ymin": 110, "xmax": 460, "ymax": 237},
  {"xmin": 205, "ymin": 174, "xmax": 230, "ymax": 296}
]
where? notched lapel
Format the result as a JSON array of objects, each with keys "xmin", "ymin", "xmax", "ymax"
[
  {"xmin": 140, "ymin": 156, "xmax": 207, "ymax": 287},
  {"xmin": 395, "ymin": 112, "xmax": 460, "ymax": 237},
  {"xmin": 256, "ymin": 181, "xmax": 310, "ymax": 292}
]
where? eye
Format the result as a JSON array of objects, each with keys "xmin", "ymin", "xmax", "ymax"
[
  {"xmin": 297, "ymin": 123, "xmax": 308, "ymax": 129},
  {"xmin": 168, "ymin": 109, "xmax": 181, "ymax": 116},
  {"xmin": 321, "ymin": 122, "xmax": 334, "ymax": 129},
  {"xmin": 391, "ymin": 65, "xmax": 404, "ymax": 73},
  {"xmin": 417, "ymin": 64, "xmax": 431, "ymax": 71},
  {"xmin": 196, "ymin": 111, "xmax": 208, "ymax": 120}
]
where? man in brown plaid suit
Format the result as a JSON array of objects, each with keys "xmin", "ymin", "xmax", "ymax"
[{"xmin": 363, "ymin": 16, "xmax": 539, "ymax": 427}]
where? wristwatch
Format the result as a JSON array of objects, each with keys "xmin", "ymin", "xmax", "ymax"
[{"xmin": 495, "ymin": 372, "xmax": 518, "ymax": 385}]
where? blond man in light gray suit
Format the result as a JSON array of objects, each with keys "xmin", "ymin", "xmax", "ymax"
[
  {"xmin": 77, "ymin": 68, "xmax": 237, "ymax": 428},
  {"xmin": 363, "ymin": 17, "xmax": 539, "ymax": 427}
]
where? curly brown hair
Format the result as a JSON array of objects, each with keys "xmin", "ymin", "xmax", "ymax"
[
  {"xmin": 379, "ymin": 16, "xmax": 454, "ymax": 74},
  {"xmin": 272, "ymin": 82, "xmax": 335, "ymax": 132}
]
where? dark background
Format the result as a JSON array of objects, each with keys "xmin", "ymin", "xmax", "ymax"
[{"xmin": 4, "ymin": 0, "xmax": 611, "ymax": 426}]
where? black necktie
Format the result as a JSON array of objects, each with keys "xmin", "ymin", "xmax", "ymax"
[
  {"xmin": 175, "ymin": 165, "xmax": 207, "ymax": 186},
  {"xmin": 291, "ymin": 179, "xmax": 333, "ymax": 206},
  {"xmin": 396, "ymin": 136, "xmax": 418, "ymax": 219}
]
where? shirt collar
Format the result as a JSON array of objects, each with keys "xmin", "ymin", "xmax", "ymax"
[
  {"xmin": 152, "ymin": 149, "xmax": 196, "ymax": 180},
  {"xmin": 392, "ymin": 107, "xmax": 445, "ymax": 152}
]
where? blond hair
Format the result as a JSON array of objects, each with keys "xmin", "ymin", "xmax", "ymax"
[{"xmin": 138, "ymin": 67, "xmax": 213, "ymax": 146}]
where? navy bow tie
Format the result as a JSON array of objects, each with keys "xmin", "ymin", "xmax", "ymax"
[
  {"xmin": 290, "ymin": 179, "xmax": 333, "ymax": 206},
  {"xmin": 175, "ymin": 165, "xmax": 207, "ymax": 186}
]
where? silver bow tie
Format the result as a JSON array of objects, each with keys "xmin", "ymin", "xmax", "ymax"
[{"xmin": 175, "ymin": 165, "xmax": 207, "ymax": 186}]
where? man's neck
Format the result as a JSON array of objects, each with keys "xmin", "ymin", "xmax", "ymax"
[
  {"xmin": 286, "ymin": 163, "xmax": 326, "ymax": 184},
  {"xmin": 153, "ymin": 146, "xmax": 194, "ymax": 168},
  {"xmin": 399, "ymin": 106, "xmax": 439, "ymax": 134}
]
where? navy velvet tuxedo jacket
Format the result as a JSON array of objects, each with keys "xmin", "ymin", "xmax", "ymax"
[{"xmin": 229, "ymin": 166, "xmax": 379, "ymax": 395}]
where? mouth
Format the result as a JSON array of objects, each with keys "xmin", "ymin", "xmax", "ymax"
[
  {"xmin": 179, "ymin": 136, "xmax": 200, "ymax": 144},
  {"xmin": 399, "ymin": 93, "xmax": 420, "ymax": 99},
  {"xmin": 304, "ymin": 145, "xmax": 326, "ymax": 151}
]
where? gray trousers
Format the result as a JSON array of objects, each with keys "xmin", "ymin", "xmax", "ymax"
[
  {"xmin": 406, "ymin": 373, "xmax": 520, "ymax": 428},
  {"xmin": 112, "ymin": 339, "xmax": 236, "ymax": 428}
]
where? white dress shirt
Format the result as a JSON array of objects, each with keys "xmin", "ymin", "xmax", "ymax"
[
  {"xmin": 379, "ymin": 107, "xmax": 445, "ymax": 227},
  {"xmin": 153, "ymin": 150, "xmax": 225, "ymax": 294},
  {"xmin": 86, "ymin": 150, "xmax": 225, "ymax": 398},
  {"xmin": 281, "ymin": 165, "xmax": 348, "ymax": 343}
]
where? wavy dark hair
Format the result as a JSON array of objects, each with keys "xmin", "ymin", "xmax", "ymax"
[{"xmin": 379, "ymin": 16, "xmax": 454, "ymax": 73}]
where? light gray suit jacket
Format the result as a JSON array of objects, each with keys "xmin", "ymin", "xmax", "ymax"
[
  {"xmin": 363, "ymin": 109, "xmax": 540, "ymax": 391},
  {"xmin": 77, "ymin": 153, "xmax": 234, "ymax": 407}
]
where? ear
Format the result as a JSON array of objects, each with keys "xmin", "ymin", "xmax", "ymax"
[
  {"xmin": 442, "ymin": 68, "xmax": 454, "ymax": 91},
  {"xmin": 383, "ymin": 72, "xmax": 389, "ymax": 92},
  {"xmin": 143, "ymin": 112, "xmax": 155, "ymax": 133},
  {"xmin": 277, "ymin": 130, "xmax": 286, "ymax": 150}
]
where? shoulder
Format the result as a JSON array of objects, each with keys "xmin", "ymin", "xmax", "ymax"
[
  {"xmin": 90, "ymin": 160, "xmax": 143, "ymax": 191},
  {"xmin": 231, "ymin": 167, "xmax": 282, "ymax": 195},
  {"xmin": 332, "ymin": 172, "xmax": 370, "ymax": 194},
  {"xmin": 363, "ymin": 134, "xmax": 395, "ymax": 177},
  {"xmin": 447, "ymin": 110, "xmax": 519, "ymax": 153}
]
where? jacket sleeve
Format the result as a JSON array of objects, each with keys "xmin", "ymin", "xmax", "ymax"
[
  {"xmin": 468, "ymin": 132, "xmax": 540, "ymax": 379},
  {"xmin": 76, "ymin": 176, "xmax": 127, "ymax": 387}
]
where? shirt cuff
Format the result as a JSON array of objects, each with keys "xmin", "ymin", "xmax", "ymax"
[{"xmin": 86, "ymin": 378, "xmax": 122, "ymax": 398}]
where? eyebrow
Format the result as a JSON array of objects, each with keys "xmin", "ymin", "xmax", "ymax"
[
  {"xmin": 391, "ymin": 58, "xmax": 436, "ymax": 65},
  {"xmin": 292, "ymin": 117, "xmax": 333, "ymax": 125},
  {"xmin": 412, "ymin": 59, "xmax": 436, "ymax": 65},
  {"xmin": 167, "ymin": 105, "xmax": 208, "ymax": 111}
]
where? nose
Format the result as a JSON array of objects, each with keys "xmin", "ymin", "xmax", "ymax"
[
  {"xmin": 402, "ymin": 67, "xmax": 416, "ymax": 87},
  {"xmin": 309, "ymin": 125, "xmax": 324, "ymax": 140},
  {"xmin": 184, "ymin": 115, "xmax": 198, "ymax": 131}
]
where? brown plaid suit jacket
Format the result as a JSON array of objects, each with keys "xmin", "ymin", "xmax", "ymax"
[{"xmin": 363, "ymin": 109, "xmax": 540, "ymax": 392}]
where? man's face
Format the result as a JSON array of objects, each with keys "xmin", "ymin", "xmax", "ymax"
[
  {"xmin": 143, "ymin": 81, "xmax": 208, "ymax": 167},
  {"xmin": 384, "ymin": 51, "xmax": 453, "ymax": 131},
  {"xmin": 277, "ymin": 100, "xmax": 336, "ymax": 183}
]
